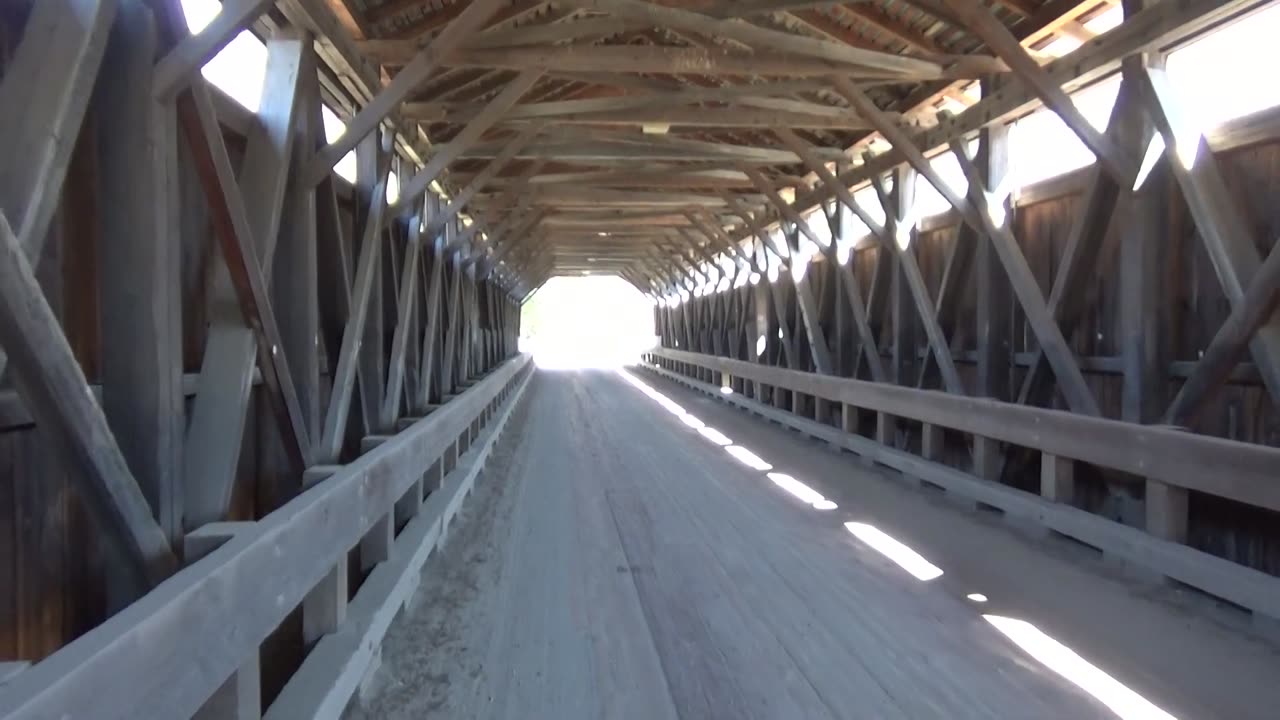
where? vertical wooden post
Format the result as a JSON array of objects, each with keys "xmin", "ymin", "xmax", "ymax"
[
  {"xmin": 181, "ymin": 30, "xmax": 309, "ymax": 526},
  {"xmin": 922, "ymin": 423, "xmax": 944, "ymax": 462},
  {"xmin": 355, "ymin": 134, "xmax": 384, "ymax": 436},
  {"xmin": 1040, "ymin": 452, "xmax": 1075, "ymax": 504},
  {"xmin": 889, "ymin": 167, "xmax": 918, "ymax": 406},
  {"xmin": 275, "ymin": 36, "xmax": 321, "ymax": 441},
  {"xmin": 96, "ymin": 2, "xmax": 185, "ymax": 545},
  {"xmin": 1120, "ymin": 36, "xmax": 1182, "ymax": 539},
  {"xmin": 445, "ymin": 437, "xmax": 460, "ymax": 474},
  {"xmin": 750, "ymin": 279, "xmax": 768, "ymax": 400},
  {"xmin": 360, "ymin": 514, "xmax": 394, "ymax": 573},
  {"xmin": 841, "ymin": 403, "xmax": 857, "ymax": 435},
  {"xmin": 876, "ymin": 412, "xmax": 894, "ymax": 447},
  {"xmin": 299, "ymin": 467, "xmax": 347, "ymax": 647},
  {"xmin": 187, "ymin": 523, "xmax": 260, "ymax": 720},
  {"xmin": 426, "ymin": 457, "xmax": 444, "ymax": 492},
  {"xmin": 974, "ymin": 109, "xmax": 1011, "ymax": 481},
  {"xmin": 1147, "ymin": 483, "xmax": 1189, "ymax": 543}
]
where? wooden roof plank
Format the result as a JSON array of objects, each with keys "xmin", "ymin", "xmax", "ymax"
[{"xmin": 307, "ymin": 0, "xmax": 513, "ymax": 185}]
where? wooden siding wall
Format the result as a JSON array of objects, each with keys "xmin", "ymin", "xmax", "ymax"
[
  {"xmin": 0, "ymin": 92, "xmax": 494, "ymax": 667},
  {"xmin": 657, "ymin": 129, "xmax": 1280, "ymax": 581},
  {"xmin": 808, "ymin": 139, "xmax": 1280, "ymax": 577}
]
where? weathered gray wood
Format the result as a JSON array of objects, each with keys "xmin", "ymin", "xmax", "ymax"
[
  {"xmin": 529, "ymin": 0, "xmax": 943, "ymax": 77},
  {"xmin": 764, "ymin": 0, "xmax": 1250, "ymax": 247},
  {"xmin": 465, "ymin": 15, "xmax": 643, "ymax": 49},
  {"xmin": 940, "ymin": 0, "xmax": 1134, "ymax": 183},
  {"xmin": 483, "ymin": 210, "xmax": 546, "ymax": 277},
  {"xmin": 380, "ymin": 217, "xmax": 426, "ymax": 430},
  {"xmin": 266, "ymin": 366, "xmax": 530, "ymax": 720},
  {"xmin": 860, "ymin": 246, "xmax": 892, "ymax": 382},
  {"xmin": 0, "ymin": 0, "xmax": 115, "ymax": 259},
  {"xmin": 316, "ymin": 174, "xmax": 354, "ymax": 377},
  {"xmin": 969, "ymin": 120, "xmax": 1010, "ymax": 480},
  {"xmin": 406, "ymin": 81, "xmax": 858, "ymax": 122},
  {"xmin": 743, "ymin": 171, "xmax": 835, "ymax": 375},
  {"xmin": 429, "ymin": 124, "xmax": 544, "ymax": 233},
  {"xmin": 458, "ymin": 264, "xmax": 479, "ymax": 385},
  {"xmin": 440, "ymin": 255, "xmax": 466, "ymax": 396},
  {"xmin": 718, "ymin": 194, "xmax": 799, "ymax": 370},
  {"xmin": 777, "ymin": 129, "xmax": 955, "ymax": 391},
  {"xmin": 917, "ymin": 218, "xmax": 977, "ymax": 388},
  {"xmin": 361, "ymin": 513, "xmax": 394, "ymax": 573},
  {"xmin": 0, "ymin": 0, "xmax": 116, "ymax": 379},
  {"xmin": 922, "ymin": 423, "xmax": 944, "ymax": 461},
  {"xmin": 305, "ymin": 0, "xmax": 512, "ymax": 184},
  {"xmin": 0, "ymin": 211, "xmax": 175, "ymax": 590},
  {"xmin": 0, "ymin": 664, "xmax": 28, "ymax": 687},
  {"xmin": 319, "ymin": 135, "xmax": 394, "ymax": 462},
  {"xmin": 420, "ymin": 45, "xmax": 968, "ymax": 79},
  {"xmin": 191, "ymin": 655, "xmax": 259, "ymax": 720},
  {"xmin": 1116, "ymin": 49, "xmax": 1166, "ymax": 430},
  {"xmin": 435, "ymin": 106, "xmax": 868, "ymax": 130},
  {"xmin": 1040, "ymin": 453, "xmax": 1075, "ymax": 504},
  {"xmin": 181, "ymin": 31, "xmax": 311, "ymax": 528},
  {"xmin": 275, "ymin": 37, "xmax": 322, "ymax": 442},
  {"xmin": 0, "ymin": 355, "xmax": 529, "ymax": 720},
  {"xmin": 354, "ymin": 136, "xmax": 387, "ymax": 440},
  {"xmin": 96, "ymin": 2, "xmax": 185, "ymax": 546},
  {"xmin": 185, "ymin": 523, "xmax": 260, "ymax": 720},
  {"xmin": 152, "ymin": 0, "xmax": 274, "ymax": 99},
  {"xmin": 649, "ymin": 348, "xmax": 1280, "ymax": 514},
  {"xmin": 1138, "ymin": 64, "xmax": 1280, "ymax": 416},
  {"xmin": 418, "ymin": 240, "xmax": 447, "ymax": 409},
  {"xmin": 404, "ymin": 241, "xmax": 430, "ymax": 405},
  {"xmin": 405, "ymin": 94, "xmax": 768, "ymax": 123},
  {"xmin": 393, "ymin": 70, "xmax": 544, "ymax": 214},
  {"xmin": 647, "ymin": 360, "xmax": 1280, "ymax": 624},
  {"xmin": 303, "ymin": 560, "xmax": 348, "ymax": 650},
  {"xmin": 274, "ymin": 0, "xmax": 383, "ymax": 109},
  {"xmin": 1014, "ymin": 80, "xmax": 1136, "ymax": 409},
  {"xmin": 855, "ymin": 84, "xmax": 1100, "ymax": 416},
  {"xmin": 1164, "ymin": 241, "xmax": 1280, "ymax": 425},
  {"xmin": 1147, "ymin": 481, "xmax": 1189, "ymax": 543},
  {"xmin": 882, "ymin": 167, "xmax": 918, "ymax": 392},
  {"xmin": 971, "ymin": 123, "xmax": 1011, "ymax": 402}
]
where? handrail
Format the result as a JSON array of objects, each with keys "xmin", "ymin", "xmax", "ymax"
[
  {"xmin": 642, "ymin": 357, "xmax": 1280, "ymax": 623},
  {"xmin": 647, "ymin": 348, "xmax": 1280, "ymax": 514},
  {"xmin": 0, "ymin": 353, "xmax": 531, "ymax": 720}
]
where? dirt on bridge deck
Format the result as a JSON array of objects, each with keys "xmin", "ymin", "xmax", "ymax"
[{"xmin": 346, "ymin": 367, "xmax": 1280, "ymax": 720}]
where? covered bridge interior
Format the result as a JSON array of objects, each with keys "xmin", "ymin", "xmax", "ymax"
[{"xmin": 3, "ymin": 0, "xmax": 1280, "ymax": 717}]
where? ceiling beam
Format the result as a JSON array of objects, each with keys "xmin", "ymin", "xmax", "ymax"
[
  {"xmin": 393, "ymin": 70, "xmax": 544, "ymax": 213},
  {"xmin": 482, "ymin": 168, "xmax": 753, "ymax": 187},
  {"xmin": 832, "ymin": 4, "xmax": 945, "ymax": 55},
  {"xmin": 777, "ymin": 0, "xmax": 1249, "ymax": 242},
  {"xmin": 485, "ymin": 107, "xmax": 869, "ymax": 129},
  {"xmin": 467, "ymin": 16, "xmax": 642, "ymax": 47},
  {"xmin": 939, "ymin": 0, "xmax": 1135, "ymax": 182},
  {"xmin": 360, "ymin": 44, "xmax": 988, "ymax": 79},
  {"xmin": 457, "ymin": 139, "xmax": 803, "ymax": 164},
  {"xmin": 402, "ymin": 82, "xmax": 860, "ymax": 121},
  {"xmin": 427, "ymin": 123, "xmax": 545, "ymax": 231},
  {"xmin": 306, "ymin": 0, "xmax": 511, "ymax": 185},
  {"xmin": 555, "ymin": 0, "xmax": 944, "ymax": 77}
]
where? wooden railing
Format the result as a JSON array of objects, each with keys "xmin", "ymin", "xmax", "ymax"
[
  {"xmin": 642, "ymin": 348, "xmax": 1280, "ymax": 626},
  {"xmin": 0, "ymin": 354, "xmax": 532, "ymax": 720}
]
